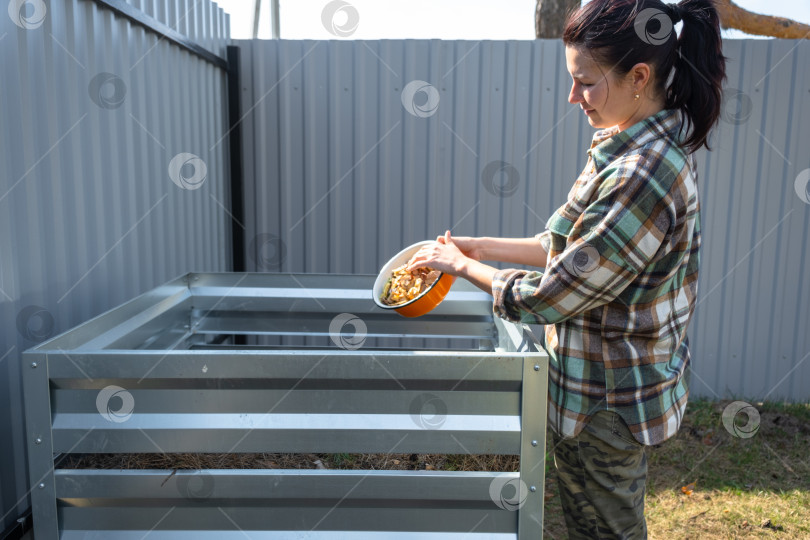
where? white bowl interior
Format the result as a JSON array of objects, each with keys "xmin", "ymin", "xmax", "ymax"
[{"xmin": 372, "ymin": 240, "xmax": 437, "ymax": 309}]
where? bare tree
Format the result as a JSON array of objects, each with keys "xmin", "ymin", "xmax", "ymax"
[
  {"xmin": 535, "ymin": 0, "xmax": 810, "ymax": 40},
  {"xmin": 535, "ymin": 0, "xmax": 581, "ymax": 38}
]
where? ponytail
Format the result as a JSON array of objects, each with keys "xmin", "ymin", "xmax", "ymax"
[
  {"xmin": 667, "ymin": 0, "xmax": 727, "ymax": 153},
  {"xmin": 563, "ymin": 0, "xmax": 727, "ymax": 154}
]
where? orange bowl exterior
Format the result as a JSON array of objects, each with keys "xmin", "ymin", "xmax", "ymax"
[{"xmin": 393, "ymin": 273, "xmax": 456, "ymax": 318}]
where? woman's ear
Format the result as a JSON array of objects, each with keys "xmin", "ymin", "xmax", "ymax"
[{"xmin": 629, "ymin": 62, "xmax": 652, "ymax": 92}]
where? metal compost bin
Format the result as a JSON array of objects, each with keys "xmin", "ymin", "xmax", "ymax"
[{"xmin": 23, "ymin": 272, "xmax": 549, "ymax": 539}]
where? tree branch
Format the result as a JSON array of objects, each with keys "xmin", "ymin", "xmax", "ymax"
[{"xmin": 715, "ymin": 0, "xmax": 810, "ymax": 39}]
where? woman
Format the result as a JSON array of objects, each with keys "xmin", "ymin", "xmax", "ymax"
[{"xmin": 407, "ymin": 0, "xmax": 726, "ymax": 537}]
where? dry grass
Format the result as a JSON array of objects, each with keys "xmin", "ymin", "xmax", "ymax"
[
  {"xmin": 644, "ymin": 399, "xmax": 810, "ymax": 540},
  {"xmin": 60, "ymin": 399, "xmax": 809, "ymax": 539},
  {"xmin": 543, "ymin": 399, "xmax": 810, "ymax": 539},
  {"xmin": 59, "ymin": 452, "xmax": 520, "ymax": 473}
]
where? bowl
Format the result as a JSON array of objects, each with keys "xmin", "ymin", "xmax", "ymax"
[{"xmin": 372, "ymin": 240, "xmax": 456, "ymax": 318}]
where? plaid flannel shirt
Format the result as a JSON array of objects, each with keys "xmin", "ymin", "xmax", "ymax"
[{"xmin": 492, "ymin": 109, "xmax": 700, "ymax": 445}]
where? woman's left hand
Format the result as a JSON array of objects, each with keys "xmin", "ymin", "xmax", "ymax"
[{"xmin": 407, "ymin": 230, "xmax": 470, "ymax": 276}]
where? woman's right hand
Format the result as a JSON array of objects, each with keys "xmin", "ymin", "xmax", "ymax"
[
  {"xmin": 435, "ymin": 235, "xmax": 548, "ymax": 268},
  {"xmin": 437, "ymin": 233, "xmax": 483, "ymax": 261}
]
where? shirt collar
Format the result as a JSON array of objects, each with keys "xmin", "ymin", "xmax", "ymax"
[{"xmin": 587, "ymin": 109, "xmax": 682, "ymax": 169}]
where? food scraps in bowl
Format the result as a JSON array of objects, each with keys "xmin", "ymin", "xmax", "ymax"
[{"xmin": 380, "ymin": 265, "xmax": 442, "ymax": 306}]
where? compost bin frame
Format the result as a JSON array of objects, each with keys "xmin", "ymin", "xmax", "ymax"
[{"xmin": 23, "ymin": 272, "xmax": 549, "ymax": 539}]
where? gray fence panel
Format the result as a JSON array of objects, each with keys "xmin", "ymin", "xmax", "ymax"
[
  {"xmin": 0, "ymin": 0, "xmax": 229, "ymax": 532},
  {"xmin": 238, "ymin": 39, "xmax": 810, "ymax": 401},
  {"xmin": 689, "ymin": 39, "xmax": 810, "ymax": 401}
]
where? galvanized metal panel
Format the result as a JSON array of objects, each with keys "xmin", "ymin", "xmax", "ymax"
[
  {"xmin": 237, "ymin": 39, "xmax": 810, "ymax": 401},
  {"xmin": 0, "ymin": 0, "xmax": 229, "ymax": 532},
  {"xmin": 52, "ymin": 389, "xmax": 521, "ymax": 415},
  {"xmin": 58, "ymin": 533, "xmax": 514, "ymax": 540},
  {"xmin": 54, "ymin": 468, "xmax": 523, "ymax": 536}
]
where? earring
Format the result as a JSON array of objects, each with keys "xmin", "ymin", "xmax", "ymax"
[{"xmin": 634, "ymin": 93, "xmax": 640, "ymax": 100}]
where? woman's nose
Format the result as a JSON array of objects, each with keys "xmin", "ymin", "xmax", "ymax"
[{"xmin": 568, "ymin": 83, "xmax": 581, "ymax": 104}]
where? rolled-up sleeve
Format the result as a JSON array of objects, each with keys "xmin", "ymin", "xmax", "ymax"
[
  {"xmin": 535, "ymin": 230, "xmax": 552, "ymax": 256},
  {"xmin": 492, "ymin": 268, "xmax": 540, "ymax": 323},
  {"xmin": 492, "ymin": 157, "xmax": 675, "ymax": 325}
]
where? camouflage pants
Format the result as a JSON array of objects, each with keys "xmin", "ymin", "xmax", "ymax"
[{"xmin": 551, "ymin": 410, "xmax": 648, "ymax": 539}]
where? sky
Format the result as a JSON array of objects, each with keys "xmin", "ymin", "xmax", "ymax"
[{"xmin": 213, "ymin": 0, "xmax": 810, "ymax": 40}]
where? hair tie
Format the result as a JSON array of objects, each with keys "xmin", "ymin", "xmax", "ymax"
[{"xmin": 666, "ymin": 3, "xmax": 684, "ymax": 24}]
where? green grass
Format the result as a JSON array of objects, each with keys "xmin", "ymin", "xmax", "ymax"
[{"xmin": 328, "ymin": 452, "xmax": 355, "ymax": 467}]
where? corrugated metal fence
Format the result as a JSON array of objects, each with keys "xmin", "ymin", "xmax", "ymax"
[
  {"xmin": 237, "ymin": 39, "xmax": 810, "ymax": 402},
  {"xmin": 0, "ymin": 0, "xmax": 230, "ymax": 532}
]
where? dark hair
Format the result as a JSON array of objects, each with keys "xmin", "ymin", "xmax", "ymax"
[{"xmin": 563, "ymin": 0, "xmax": 726, "ymax": 154}]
